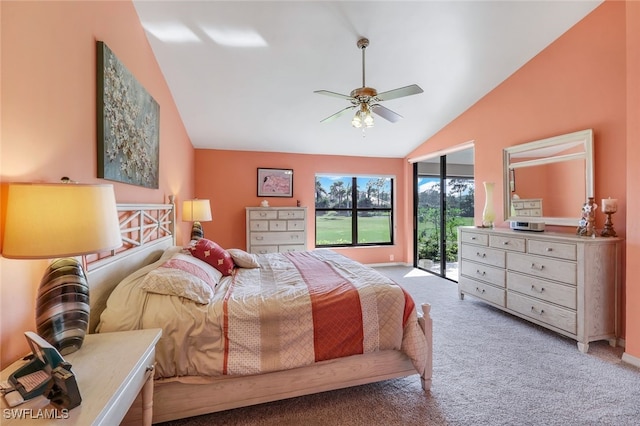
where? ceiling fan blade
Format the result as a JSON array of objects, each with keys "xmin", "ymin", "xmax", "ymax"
[
  {"xmin": 376, "ymin": 84, "xmax": 424, "ymax": 102},
  {"xmin": 320, "ymin": 105, "xmax": 355, "ymax": 123},
  {"xmin": 371, "ymin": 104, "xmax": 403, "ymax": 123},
  {"xmin": 314, "ymin": 90, "xmax": 354, "ymax": 101}
]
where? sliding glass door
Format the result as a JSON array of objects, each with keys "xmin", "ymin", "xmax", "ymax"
[{"xmin": 414, "ymin": 149, "xmax": 474, "ymax": 280}]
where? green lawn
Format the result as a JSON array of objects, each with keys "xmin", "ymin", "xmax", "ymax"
[
  {"xmin": 316, "ymin": 214, "xmax": 391, "ymax": 245},
  {"xmin": 316, "ymin": 213, "xmax": 474, "ymax": 246}
]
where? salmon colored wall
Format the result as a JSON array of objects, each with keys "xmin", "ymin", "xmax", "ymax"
[
  {"xmin": 193, "ymin": 150, "xmax": 406, "ymax": 265},
  {"xmin": 514, "ymin": 160, "xmax": 584, "ymax": 218},
  {"xmin": 1, "ymin": 1, "xmax": 194, "ymax": 367},
  {"xmin": 624, "ymin": 0, "xmax": 640, "ymax": 363},
  {"xmin": 406, "ymin": 1, "xmax": 638, "ymax": 361}
]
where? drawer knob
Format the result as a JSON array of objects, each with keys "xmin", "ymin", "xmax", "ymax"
[
  {"xmin": 503, "ymin": 241, "xmax": 509, "ymax": 245},
  {"xmin": 475, "ymin": 287, "xmax": 485, "ymax": 294},
  {"xmin": 476, "ymin": 269, "xmax": 486, "ymax": 276},
  {"xmin": 530, "ymin": 263, "xmax": 545, "ymax": 270},
  {"xmin": 546, "ymin": 247, "xmax": 553, "ymax": 252},
  {"xmin": 476, "ymin": 252, "xmax": 486, "ymax": 258},
  {"xmin": 530, "ymin": 285, "xmax": 545, "ymax": 293},
  {"xmin": 530, "ymin": 306, "xmax": 545, "ymax": 315},
  {"xmin": 471, "ymin": 237, "xmax": 477, "ymax": 240},
  {"xmin": 146, "ymin": 365, "xmax": 155, "ymax": 373},
  {"xmin": 256, "ymin": 236, "xmax": 264, "ymax": 240},
  {"xmin": 260, "ymin": 212, "xmax": 267, "ymax": 217}
]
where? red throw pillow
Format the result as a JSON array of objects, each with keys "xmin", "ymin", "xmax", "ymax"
[{"xmin": 188, "ymin": 239, "xmax": 234, "ymax": 276}]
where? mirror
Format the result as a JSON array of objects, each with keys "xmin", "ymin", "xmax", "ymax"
[{"xmin": 503, "ymin": 129, "xmax": 593, "ymax": 226}]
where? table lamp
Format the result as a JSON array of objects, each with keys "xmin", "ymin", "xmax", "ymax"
[
  {"xmin": 2, "ymin": 182, "xmax": 122, "ymax": 355},
  {"xmin": 182, "ymin": 199, "xmax": 212, "ymax": 241}
]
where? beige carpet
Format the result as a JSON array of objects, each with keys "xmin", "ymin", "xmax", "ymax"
[{"xmin": 159, "ymin": 266, "xmax": 640, "ymax": 426}]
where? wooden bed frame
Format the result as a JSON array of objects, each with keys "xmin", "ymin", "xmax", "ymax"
[{"xmin": 85, "ymin": 203, "xmax": 433, "ymax": 424}]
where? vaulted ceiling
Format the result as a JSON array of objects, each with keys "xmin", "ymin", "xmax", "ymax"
[{"xmin": 133, "ymin": 1, "xmax": 602, "ymax": 158}]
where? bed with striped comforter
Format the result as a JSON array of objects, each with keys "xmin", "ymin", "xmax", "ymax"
[{"xmin": 98, "ymin": 248, "xmax": 427, "ymax": 380}]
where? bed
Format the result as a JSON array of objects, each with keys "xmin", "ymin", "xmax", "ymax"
[{"xmin": 84, "ymin": 202, "xmax": 433, "ymax": 424}]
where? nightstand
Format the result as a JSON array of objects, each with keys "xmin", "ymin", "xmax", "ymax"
[{"xmin": 1, "ymin": 329, "xmax": 161, "ymax": 425}]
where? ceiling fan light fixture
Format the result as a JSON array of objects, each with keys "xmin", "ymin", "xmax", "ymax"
[
  {"xmin": 315, "ymin": 37, "xmax": 423, "ymax": 129},
  {"xmin": 351, "ymin": 111, "xmax": 362, "ymax": 128},
  {"xmin": 352, "ymin": 104, "xmax": 374, "ymax": 129},
  {"xmin": 363, "ymin": 110, "xmax": 374, "ymax": 128}
]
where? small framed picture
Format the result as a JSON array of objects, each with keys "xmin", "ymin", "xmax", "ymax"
[{"xmin": 257, "ymin": 168, "xmax": 293, "ymax": 197}]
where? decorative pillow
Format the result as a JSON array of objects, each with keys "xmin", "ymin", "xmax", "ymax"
[
  {"xmin": 140, "ymin": 253, "xmax": 222, "ymax": 304},
  {"xmin": 227, "ymin": 248, "xmax": 260, "ymax": 269},
  {"xmin": 188, "ymin": 239, "xmax": 235, "ymax": 276}
]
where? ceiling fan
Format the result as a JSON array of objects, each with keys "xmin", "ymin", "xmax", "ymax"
[{"xmin": 314, "ymin": 37, "xmax": 423, "ymax": 129}]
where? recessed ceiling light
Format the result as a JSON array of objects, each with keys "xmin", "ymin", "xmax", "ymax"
[
  {"xmin": 201, "ymin": 27, "xmax": 267, "ymax": 47},
  {"xmin": 142, "ymin": 22, "xmax": 201, "ymax": 43}
]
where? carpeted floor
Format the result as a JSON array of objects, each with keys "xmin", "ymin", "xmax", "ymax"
[{"xmin": 159, "ymin": 266, "xmax": 640, "ymax": 426}]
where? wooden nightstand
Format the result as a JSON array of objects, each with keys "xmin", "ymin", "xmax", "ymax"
[{"xmin": 1, "ymin": 329, "xmax": 161, "ymax": 425}]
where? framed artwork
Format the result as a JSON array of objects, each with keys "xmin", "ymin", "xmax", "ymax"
[
  {"xmin": 257, "ymin": 168, "xmax": 293, "ymax": 197},
  {"xmin": 97, "ymin": 41, "xmax": 160, "ymax": 189}
]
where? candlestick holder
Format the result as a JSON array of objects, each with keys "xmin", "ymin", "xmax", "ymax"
[
  {"xmin": 600, "ymin": 197, "xmax": 618, "ymax": 237},
  {"xmin": 601, "ymin": 211, "xmax": 617, "ymax": 237}
]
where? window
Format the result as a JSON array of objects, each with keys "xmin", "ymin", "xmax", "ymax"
[{"xmin": 315, "ymin": 175, "xmax": 394, "ymax": 247}]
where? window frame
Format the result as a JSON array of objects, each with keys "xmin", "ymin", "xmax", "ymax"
[{"xmin": 315, "ymin": 174, "xmax": 395, "ymax": 248}]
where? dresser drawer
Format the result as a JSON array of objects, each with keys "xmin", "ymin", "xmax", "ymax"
[
  {"xmin": 527, "ymin": 239, "xmax": 577, "ymax": 261},
  {"xmin": 249, "ymin": 220, "xmax": 269, "ymax": 231},
  {"xmin": 507, "ymin": 252, "xmax": 576, "ymax": 285},
  {"xmin": 269, "ymin": 220, "xmax": 287, "ymax": 231},
  {"xmin": 461, "ymin": 260, "xmax": 505, "ymax": 287},
  {"xmin": 490, "ymin": 235, "xmax": 525, "ymax": 252},
  {"xmin": 515, "ymin": 209, "xmax": 542, "ymax": 217},
  {"xmin": 507, "ymin": 272, "xmax": 577, "ymax": 310},
  {"xmin": 459, "ymin": 277, "xmax": 505, "ymax": 307},
  {"xmin": 512, "ymin": 199, "xmax": 542, "ymax": 210},
  {"xmin": 287, "ymin": 220, "xmax": 305, "ymax": 231},
  {"xmin": 249, "ymin": 245, "xmax": 278, "ymax": 254},
  {"xmin": 507, "ymin": 292, "xmax": 577, "ymax": 334},
  {"xmin": 250, "ymin": 231, "xmax": 304, "ymax": 245},
  {"xmin": 460, "ymin": 231, "xmax": 488, "ymax": 246},
  {"xmin": 460, "ymin": 244, "xmax": 506, "ymax": 268},
  {"xmin": 249, "ymin": 209, "xmax": 278, "ymax": 220},
  {"xmin": 278, "ymin": 210, "xmax": 305, "ymax": 220}
]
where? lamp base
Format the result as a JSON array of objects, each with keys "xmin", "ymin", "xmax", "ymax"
[
  {"xmin": 191, "ymin": 221, "xmax": 204, "ymax": 241},
  {"xmin": 36, "ymin": 258, "xmax": 90, "ymax": 355}
]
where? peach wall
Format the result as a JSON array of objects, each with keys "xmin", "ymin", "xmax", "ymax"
[
  {"xmin": 194, "ymin": 149, "xmax": 406, "ymax": 265},
  {"xmin": 625, "ymin": 1, "xmax": 640, "ymax": 362},
  {"xmin": 406, "ymin": 1, "xmax": 637, "ymax": 359},
  {"xmin": 1, "ymin": 1, "xmax": 194, "ymax": 367}
]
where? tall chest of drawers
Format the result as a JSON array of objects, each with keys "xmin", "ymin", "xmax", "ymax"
[
  {"xmin": 246, "ymin": 207, "xmax": 308, "ymax": 254},
  {"xmin": 458, "ymin": 226, "xmax": 621, "ymax": 353}
]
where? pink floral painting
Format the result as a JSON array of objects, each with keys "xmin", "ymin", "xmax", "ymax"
[{"xmin": 257, "ymin": 168, "xmax": 293, "ymax": 197}]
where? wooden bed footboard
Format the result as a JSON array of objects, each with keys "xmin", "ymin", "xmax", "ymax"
[{"xmin": 123, "ymin": 303, "xmax": 433, "ymax": 424}]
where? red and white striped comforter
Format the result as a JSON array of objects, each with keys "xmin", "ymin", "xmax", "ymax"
[{"xmin": 99, "ymin": 248, "xmax": 427, "ymax": 379}]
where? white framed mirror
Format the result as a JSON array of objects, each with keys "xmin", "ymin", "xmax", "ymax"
[{"xmin": 503, "ymin": 129, "xmax": 594, "ymax": 227}]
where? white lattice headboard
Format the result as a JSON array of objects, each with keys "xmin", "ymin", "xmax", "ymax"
[{"xmin": 85, "ymin": 202, "xmax": 176, "ymax": 333}]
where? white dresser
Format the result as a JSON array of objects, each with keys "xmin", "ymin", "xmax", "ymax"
[
  {"xmin": 458, "ymin": 226, "xmax": 621, "ymax": 353},
  {"xmin": 511, "ymin": 198, "xmax": 543, "ymax": 217},
  {"xmin": 246, "ymin": 207, "xmax": 308, "ymax": 254}
]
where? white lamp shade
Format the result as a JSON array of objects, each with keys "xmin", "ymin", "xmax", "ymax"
[
  {"xmin": 182, "ymin": 199, "xmax": 212, "ymax": 222},
  {"xmin": 2, "ymin": 183, "xmax": 122, "ymax": 259}
]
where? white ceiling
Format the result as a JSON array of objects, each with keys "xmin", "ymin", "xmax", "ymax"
[{"xmin": 133, "ymin": 0, "xmax": 601, "ymax": 159}]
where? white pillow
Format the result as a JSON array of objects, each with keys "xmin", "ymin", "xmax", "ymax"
[
  {"xmin": 227, "ymin": 248, "xmax": 260, "ymax": 269},
  {"xmin": 140, "ymin": 253, "xmax": 222, "ymax": 304}
]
